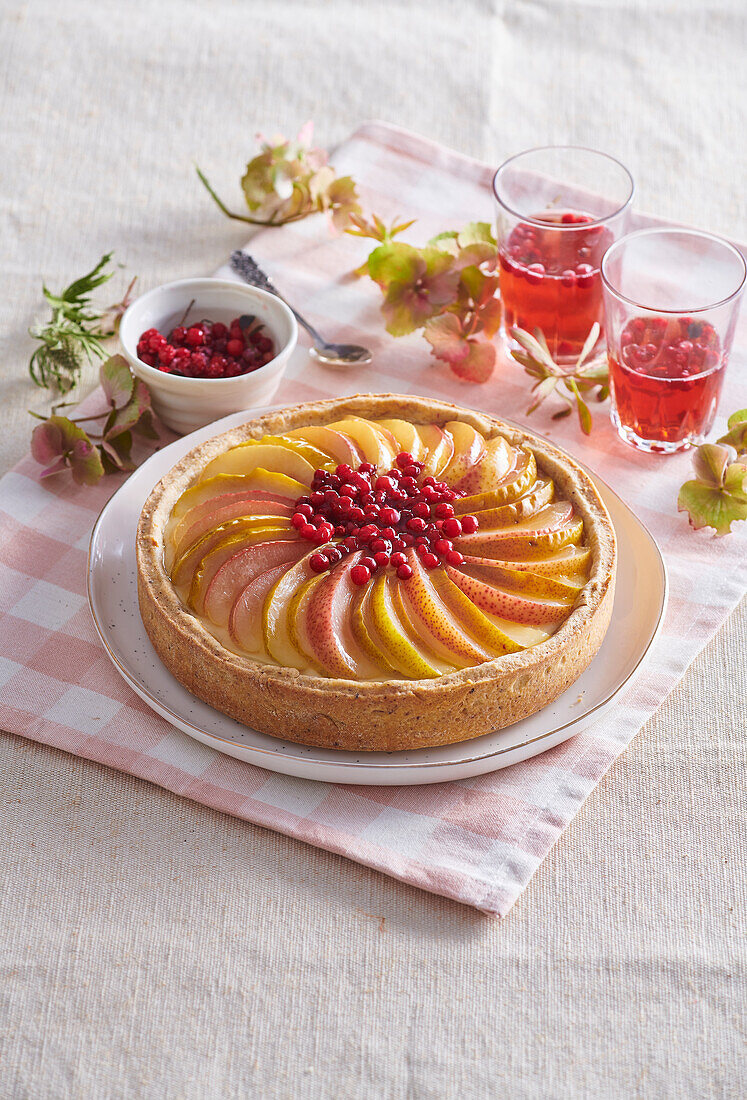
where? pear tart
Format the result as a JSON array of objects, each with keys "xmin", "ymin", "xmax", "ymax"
[{"xmin": 137, "ymin": 395, "xmax": 615, "ymax": 751}]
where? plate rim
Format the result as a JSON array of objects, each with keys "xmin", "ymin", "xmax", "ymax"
[{"xmin": 86, "ymin": 409, "xmax": 668, "ymax": 772}]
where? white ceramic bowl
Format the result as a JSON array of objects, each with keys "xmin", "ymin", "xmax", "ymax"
[{"xmin": 119, "ymin": 278, "xmax": 298, "ymax": 434}]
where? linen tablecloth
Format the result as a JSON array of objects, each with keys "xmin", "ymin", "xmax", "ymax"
[{"xmin": 1, "ymin": 121, "xmax": 744, "ymax": 918}]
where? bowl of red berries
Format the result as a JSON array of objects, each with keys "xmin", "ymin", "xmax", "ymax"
[{"xmin": 119, "ymin": 278, "xmax": 297, "ymax": 433}]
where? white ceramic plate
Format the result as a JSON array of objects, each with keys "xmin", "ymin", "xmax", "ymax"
[{"xmin": 87, "ymin": 408, "xmax": 667, "ymax": 786}]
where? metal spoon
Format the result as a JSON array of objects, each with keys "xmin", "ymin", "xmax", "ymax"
[{"xmin": 230, "ymin": 250, "xmax": 373, "ymax": 368}]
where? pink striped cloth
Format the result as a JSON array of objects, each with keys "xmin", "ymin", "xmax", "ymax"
[{"xmin": 1, "ymin": 123, "xmax": 745, "ymax": 916}]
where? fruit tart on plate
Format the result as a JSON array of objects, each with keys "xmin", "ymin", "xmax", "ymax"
[{"xmin": 136, "ymin": 394, "xmax": 615, "ymax": 751}]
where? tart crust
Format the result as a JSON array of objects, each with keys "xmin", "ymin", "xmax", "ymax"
[{"xmin": 136, "ymin": 394, "xmax": 616, "ymax": 751}]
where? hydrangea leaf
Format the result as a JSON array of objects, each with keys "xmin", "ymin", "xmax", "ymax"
[
  {"xmin": 692, "ymin": 443, "xmax": 733, "ymax": 487},
  {"xmin": 451, "ymin": 339, "xmax": 495, "ymax": 383},
  {"xmin": 423, "ymin": 313, "xmax": 469, "ymax": 366},
  {"xmin": 456, "ymin": 222, "xmax": 496, "ymax": 248},
  {"xmin": 100, "ymin": 354, "xmax": 134, "ymax": 409},
  {"xmin": 69, "ymin": 437, "xmax": 105, "ymax": 486},
  {"xmin": 370, "ymin": 244, "xmax": 460, "ymax": 336},
  {"xmin": 475, "ymin": 295, "xmax": 502, "ymax": 339},
  {"xmin": 105, "ymin": 377, "xmax": 153, "ymax": 439},
  {"xmin": 717, "ymin": 408, "xmax": 747, "ymax": 452},
  {"xmin": 677, "ymin": 476, "xmax": 747, "ymax": 536},
  {"xmin": 325, "ymin": 175, "xmax": 361, "ymax": 230}
]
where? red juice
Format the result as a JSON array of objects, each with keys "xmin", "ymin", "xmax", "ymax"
[
  {"xmin": 499, "ymin": 210, "xmax": 613, "ymax": 360},
  {"xmin": 609, "ymin": 315, "xmax": 725, "ymax": 448}
]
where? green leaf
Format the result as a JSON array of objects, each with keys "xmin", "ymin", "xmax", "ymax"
[
  {"xmin": 677, "ymin": 477, "xmax": 747, "ymax": 536},
  {"xmin": 526, "ymin": 375, "xmax": 559, "ymax": 414},
  {"xmin": 692, "ymin": 443, "xmax": 732, "ymax": 487},
  {"xmin": 456, "ymin": 222, "xmax": 496, "ymax": 248},
  {"xmin": 30, "ymin": 415, "xmax": 104, "ymax": 485},
  {"xmin": 70, "ymin": 438, "xmax": 105, "ymax": 486},
  {"xmin": 475, "ymin": 295, "xmax": 502, "ymax": 339},
  {"xmin": 366, "ymin": 242, "xmax": 420, "ymax": 290},
  {"xmin": 450, "ymin": 339, "xmax": 495, "ymax": 383},
  {"xmin": 568, "ymin": 378, "xmax": 593, "ymax": 435},
  {"xmin": 717, "ymin": 408, "xmax": 747, "ymax": 452},
  {"xmin": 423, "ymin": 313, "xmax": 468, "ymax": 365},
  {"xmin": 100, "ymin": 354, "xmax": 134, "ymax": 409}
]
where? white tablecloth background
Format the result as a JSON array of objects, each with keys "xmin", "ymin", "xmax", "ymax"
[{"xmin": 1, "ymin": 1, "xmax": 745, "ymax": 1096}]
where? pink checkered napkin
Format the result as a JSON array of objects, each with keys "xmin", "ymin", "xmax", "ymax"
[{"xmin": 1, "ymin": 124, "xmax": 745, "ymax": 917}]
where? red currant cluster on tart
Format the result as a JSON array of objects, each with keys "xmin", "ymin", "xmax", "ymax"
[
  {"xmin": 293, "ymin": 452, "xmax": 480, "ymax": 585},
  {"xmin": 137, "ymin": 315, "xmax": 275, "ymax": 379}
]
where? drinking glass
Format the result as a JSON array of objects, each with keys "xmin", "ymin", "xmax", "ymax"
[
  {"xmin": 493, "ymin": 146, "xmax": 634, "ymax": 363},
  {"xmin": 601, "ymin": 228, "xmax": 746, "ymax": 453}
]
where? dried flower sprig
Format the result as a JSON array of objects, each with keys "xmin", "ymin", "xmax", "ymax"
[
  {"xmin": 30, "ymin": 355, "xmax": 157, "ymax": 486},
  {"xmin": 28, "ymin": 254, "xmax": 136, "ymax": 394},
  {"xmin": 197, "ymin": 122, "xmax": 361, "ymax": 231},
  {"xmin": 510, "ymin": 324, "xmax": 609, "ymax": 434},
  {"xmin": 354, "ymin": 220, "xmax": 501, "ymax": 382},
  {"xmin": 677, "ymin": 410, "xmax": 747, "ymax": 535}
]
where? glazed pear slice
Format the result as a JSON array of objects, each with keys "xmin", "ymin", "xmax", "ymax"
[
  {"xmin": 458, "ymin": 503, "xmax": 583, "ymax": 558},
  {"xmin": 172, "ymin": 517, "xmax": 292, "ymax": 589},
  {"xmin": 200, "ymin": 443, "xmax": 317, "ymax": 486},
  {"xmin": 440, "ymin": 422, "xmax": 486, "ymax": 484},
  {"xmin": 428, "ymin": 567, "xmax": 525, "ymax": 656},
  {"xmin": 418, "ymin": 424, "xmax": 454, "ymax": 477},
  {"xmin": 376, "ymin": 419, "xmax": 426, "ymax": 461},
  {"xmin": 469, "ymin": 544, "xmax": 592, "ymax": 580},
  {"xmin": 170, "ymin": 498, "xmax": 293, "ymax": 565},
  {"xmin": 256, "ymin": 434, "xmax": 333, "ymax": 468},
  {"xmin": 172, "ymin": 471, "xmax": 307, "ymax": 518},
  {"xmin": 263, "ymin": 556, "xmax": 318, "ymax": 672},
  {"xmin": 452, "ymin": 436, "xmax": 512, "ymax": 495},
  {"xmin": 366, "ymin": 574, "xmax": 442, "ymax": 679},
  {"xmin": 203, "ymin": 538, "xmax": 307, "ymax": 627},
  {"xmin": 351, "ymin": 585, "xmax": 398, "ymax": 675},
  {"xmin": 460, "ymin": 556, "xmax": 586, "ymax": 598},
  {"xmin": 229, "ymin": 561, "xmax": 295, "ymax": 655},
  {"xmin": 282, "ymin": 425, "xmax": 364, "ymax": 466},
  {"xmin": 453, "ymin": 450, "xmax": 537, "ymax": 514},
  {"xmin": 471, "ymin": 479, "xmax": 554, "ymax": 528},
  {"xmin": 398, "ymin": 552, "xmax": 493, "ymax": 667},
  {"xmin": 326, "ymin": 417, "xmax": 398, "ymax": 467},
  {"xmin": 188, "ymin": 529, "xmax": 296, "ymax": 614},
  {"xmin": 443, "ymin": 564, "xmax": 573, "ymax": 625},
  {"xmin": 290, "ymin": 555, "xmax": 386, "ymax": 679}
]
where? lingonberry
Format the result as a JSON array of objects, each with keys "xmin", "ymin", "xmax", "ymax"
[
  {"xmin": 444, "ymin": 549, "xmax": 465, "ymax": 566},
  {"xmin": 441, "ymin": 517, "xmax": 462, "ymax": 538},
  {"xmin": 310, "ymin": 553, "xmax": 328, "ymax": 574},
  {"xmin": 351, "ymin": 565, "xmax": 371, "ymax": 586},
  {"xmin": 396, "ymin": 563, "xmax": 413, "ymax": 580},
  {"xmin": 460, "ymin": 515, "xmax": 479, "ymax": 534}
]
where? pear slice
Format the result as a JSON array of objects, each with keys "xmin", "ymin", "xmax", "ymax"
[
  {"xmin": 169, "ymin": 495, "xmax": 293, "ymax": 563},
  {"xmin": 290, "ymin": 555, "xmax": 387, "ymax": 679},
  {"xmin": 257, "ymin": 434, "xmax": 333, "ymax": 468},
  {"xmin": 398, "ymin": 552, "xmax": 492, "ymax": 667},
  {"xmin": 471, "ymin": 479, "xmax": 554, "ymax": 528},
  {"xmin": 282, "ymin": 425, "xmax": 364, "ymax": 466},
  {"xmin": 429, "ymin": 568, "xmax": 525, "ymax": 656},
  {"xmin": 263, "ymin": 557, "xmax": 318, "ymax": 672},
  {"xmin": 476, "ymin": 544, "xmax": 592, "ymax": 580},
  {"xmin": 440, "ymin": 422, "xmax": 487, "ymax": 484},
  {"xmin": 453, "ymin": 450, "xmax": 536, "ymax": 513},
  {"xmin": 458, "ymin": 503, "xmax": 583, "ymax": 558},
  {"xmin": 172, "ymin": 471, "xmax": 307, "ymax": 518},
  {"xmin": 171, "ymin": 516, "xmax": 292, "ymax": 589},
  {"xmin": 203, "ymin": 539, "xmax": 306, "ymax": 627},
  {"xmin": 444, "ymin": 564, "xmax": 573, "ymax": 625},
  {"xmin": 366, "ymin": 574, "xmax": 442, "ymax": 679},
  {"xmin": 351, "ymin": 584, "xmax": 397, "ymax": 675},
  {"xmin": 326, "ymin": 417, "xmax": 398, "ymax": 468},
  {"xmin": 187, "ymin": 528, "xmax": 296, "ymax": 614},
  {"xmin": 229, "ymin": 562, "xmax": 295, "ymax": 655},
  {"xmin": 376, "ymin": 419, "xmax": 426, "ymax": 461},
  {"xmin": 452, "ymin": 436, "xmax": 512, "ymax": 494},
  {"xmin": 418, "ymin": 424, "xmax": 454, "ymax": 477},
  {"xmin": 200, "ymin": 443, "xmax": 316, "ymax": 486},
  {"xmin": 460, "ymin": 556, "xmax": 586, "ymax": 598}
]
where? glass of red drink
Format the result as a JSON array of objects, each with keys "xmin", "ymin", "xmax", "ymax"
[
  {"xmin": 601, "ymin": 229, "xmax": 746, "ymax": 454},
  {"xmin": 493, "ymin": 147, "xmax": 634, "ymax": 364}
]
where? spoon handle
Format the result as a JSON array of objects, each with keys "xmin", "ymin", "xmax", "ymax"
[{"xmin": 230, "ymin": 251, "xmax": 326, "ymax": 348}]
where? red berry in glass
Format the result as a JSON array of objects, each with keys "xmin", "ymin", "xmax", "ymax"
[
  {"xmin": 499, "ymin": 211, "xmax": 612, "ymax": 360},
  {"xmin": 609, "ymin": 315, "xmax": 724, "ymax": 448}
]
